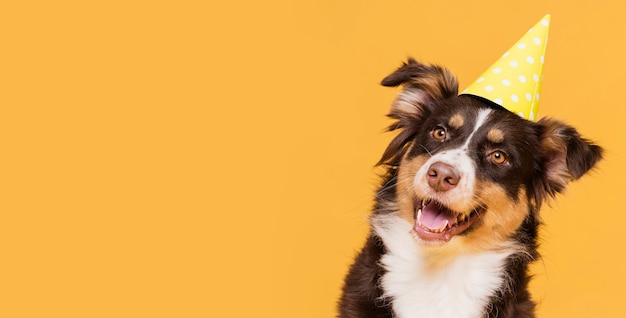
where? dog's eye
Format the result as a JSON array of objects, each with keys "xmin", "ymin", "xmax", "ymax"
[
  {"xmin": 489, "ymin": 151, "xmax": 508, "ymax": 164},
  {"xmin": 432, "ymin": 127, "xmax": 447, "ymax": 141}
]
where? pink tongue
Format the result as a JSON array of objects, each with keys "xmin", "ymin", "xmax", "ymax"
[{"xmin": 420, "ymin": 202, "xmax": 454, "ymax": 230}]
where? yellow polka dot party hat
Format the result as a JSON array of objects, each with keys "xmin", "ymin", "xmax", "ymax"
[{"xmin": 461, "ymin": 14, "xmax": 551, "ymax": 121}]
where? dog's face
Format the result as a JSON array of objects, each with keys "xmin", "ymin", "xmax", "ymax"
[
  {"xmin": 380, "ymin": 59, "xmax": 602, "ymax": 253},
  {"xmin": 395, "ymin": 96, "xmax": 538, "ymax": 251}
]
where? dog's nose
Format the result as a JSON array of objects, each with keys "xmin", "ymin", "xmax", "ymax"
[{"xmin": 427, "ymin": 162, "xmax": 460, "ymax": 192}]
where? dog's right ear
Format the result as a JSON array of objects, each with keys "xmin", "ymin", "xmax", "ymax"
[
  {"xmin": 381, "ymin": 58, "xmax": 459, "ymax": 121},
  {"xmin": 377, "ymin": 58, "xmax": 459, "ymax": 166}
]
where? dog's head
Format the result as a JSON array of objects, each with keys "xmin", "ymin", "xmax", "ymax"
[{"xmin": 379, "ymin": 58, "xmax": 602, "ymax": 252}]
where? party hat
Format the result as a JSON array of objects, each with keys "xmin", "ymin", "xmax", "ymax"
[{"xmin": 461, "ymin": 14, "xmax": 551, "ymax": 121}]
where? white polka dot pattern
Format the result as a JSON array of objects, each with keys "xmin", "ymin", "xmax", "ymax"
[{"xmin": 461, "ymin": 14, "xmax": 551, "ymax": 121}]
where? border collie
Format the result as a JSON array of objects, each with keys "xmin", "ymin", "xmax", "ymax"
[{"xmin": 338, "ymin": 58, "xmax": 602, "ymax": 318}]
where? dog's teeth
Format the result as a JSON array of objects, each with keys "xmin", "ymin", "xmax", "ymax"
[{"xmin": 417, "ymin": 209, "xmax": 423, "ymax": 225}]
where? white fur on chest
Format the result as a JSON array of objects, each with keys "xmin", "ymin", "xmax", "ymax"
[{"xmin": 373, "ymin": 215, "xmax": 516, "ymax": 318}]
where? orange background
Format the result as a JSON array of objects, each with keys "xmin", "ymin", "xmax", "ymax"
[{"xmin": 1, "ymin": 1, "xmax": 624, "ymax": 317}]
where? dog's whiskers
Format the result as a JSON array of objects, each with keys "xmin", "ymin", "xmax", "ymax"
[{"xmin": 417, "ymin": 144, "xmax": 433, "ymax": 157}]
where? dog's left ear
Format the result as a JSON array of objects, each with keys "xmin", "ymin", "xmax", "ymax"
[{"xmin": 534, "ymin": 118, "xmax": 603, "ymax": 203}]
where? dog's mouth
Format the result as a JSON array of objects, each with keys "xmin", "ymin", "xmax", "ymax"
[{"xmin": 412, "ymin": 199, "xmax": 484, "ymax": 242}]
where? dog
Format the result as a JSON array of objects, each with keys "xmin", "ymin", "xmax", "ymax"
[{"xmin": 338, "ymin": 58, "xmax": 603, "ymax": 318}]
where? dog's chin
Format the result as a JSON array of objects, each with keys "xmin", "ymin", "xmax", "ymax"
[{"xmin": 411, "ymin": 198, "xmax": 484, "ymax": 244}]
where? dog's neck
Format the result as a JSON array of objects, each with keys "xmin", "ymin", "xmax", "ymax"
[{"xmin": 373, "ymin": 214, "xmax": 522, "ymax": 318}]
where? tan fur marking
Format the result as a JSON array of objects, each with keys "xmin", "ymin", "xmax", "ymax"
[
  {"xmin": 487, "ymin": 128, "xmax": 505, "ymax": 143},
  {"xmin": 458, "ymin": 182, "xmax": 529, "ymax": 253},
  {"xmin": 448, "ymin": 114, "xmax": 465, "ymax": 128},
  {"xmin": 396, "ymin": 150, "xmax": 430, "ymax": 225}
]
